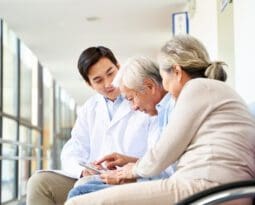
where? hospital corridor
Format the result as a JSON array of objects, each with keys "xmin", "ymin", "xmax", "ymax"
[{"xmin": 0, "ymin": 0, "xmax": 255, "ymax": 204}]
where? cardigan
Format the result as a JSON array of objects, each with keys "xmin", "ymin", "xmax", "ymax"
[{"xmin": 134, "ymin": 78, "xmax": 255, "ymax": 184}]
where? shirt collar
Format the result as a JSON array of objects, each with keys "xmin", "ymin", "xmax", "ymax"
[
  {"xmin": 104, "ymin": 95, "xmax": 124, "ymax": 104},
  {"xmin": 156, "ymin": 93, "xmax": 171, "ymax": 113}
]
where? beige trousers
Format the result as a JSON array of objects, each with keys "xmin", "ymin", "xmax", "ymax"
[
  {"xmin": 26, "ymin": 172, "xmax": 77, "ymax": 205},
  {"xmin": 64, "ymin": 177, "xmax": 220, "ymax": 205}
]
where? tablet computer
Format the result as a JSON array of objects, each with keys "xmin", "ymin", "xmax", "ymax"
[{"xmin": 79, "ymin": 162, "xmax": 105, "ymax": 174}]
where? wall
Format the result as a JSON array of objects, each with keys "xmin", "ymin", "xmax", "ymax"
[
  {"xmin": 234, "ymin": 0, "xmax": 255, "ymax": 103},
  {"xmin": 188, "ymin": 0, "xmax": 218, "ymax": 60},
  {"xmin": 217, "ymin": 0, "xmax": 235, "ymax": 87},
  {"xmin": 187, "ymin": 0, "xmax": 255, "ymax": 104}
]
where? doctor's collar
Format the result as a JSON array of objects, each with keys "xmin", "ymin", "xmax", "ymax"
[{"xmin": 104, "ymin": 94, "xmax": 123, "ymax": 103}]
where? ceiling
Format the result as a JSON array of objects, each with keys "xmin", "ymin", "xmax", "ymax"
[{"xmin": 0, "ymin": 0, "xmax": 186, "ymax": 105}]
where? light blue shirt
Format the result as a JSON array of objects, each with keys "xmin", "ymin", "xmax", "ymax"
[
  {"xmin": 139, "ymin": 93, "xmax": 176, "ymax": 181},
  {"xmin": 155, "ymin": 93, "xmax": 175, "ymax": 133},
  {"xmin": 104, "ymin": 95, "xmax": 124, "ymax": 120}
]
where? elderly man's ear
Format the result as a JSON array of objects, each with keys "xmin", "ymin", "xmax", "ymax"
[{"xmin": 143, "ymin": 78, "xmax": 157, "ymax": 94}]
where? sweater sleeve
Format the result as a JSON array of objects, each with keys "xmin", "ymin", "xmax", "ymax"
[{"xmin": 133, "ymin": 79, "xmax": 213, "ymax": 177}]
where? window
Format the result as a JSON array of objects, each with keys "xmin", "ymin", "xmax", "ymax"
[
  {"xmin": 1, "ymin": 159, "xmax": 16, "ymax": 202},
  {"xmin": 20, "ymin": 42, "xmax": 38, "ymax": 125},
  {"xmin": 1, "ymin": 118, "xmax": 18, "ymax": 203},
  {"xmin": 0, "ymin": 19, "xmax": 76, "ymax": 204},
  {"xmin": 31, "ymin": 130, "xmax": 42, "ymax": 174},
  {"xmin": 54, "ymin": 84, "xmax": 76, "ymax": 168},
  {"xmin": 18, "ymin": 126, "xmax": 31, "ymax": 197},
  {"xmin": 2, "ymin": 21, "xmax": 18, "ymax": 116},
  {"xmin": 42, "ymin": 68, "xmax": 54, "ymax": 169}
]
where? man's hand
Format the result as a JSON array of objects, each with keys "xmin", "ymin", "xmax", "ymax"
[
  {"xmin": 100, "ymin": 163, "xmax": 137, "ymax": 185},
  {"xmin": 95, "ymin": 152, "xmax": 138, "ymax": 170}
]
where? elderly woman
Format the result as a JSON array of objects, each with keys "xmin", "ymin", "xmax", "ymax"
[{"xmin": 65, "ymin": 35, "xmax": 255, "ymax": 205}]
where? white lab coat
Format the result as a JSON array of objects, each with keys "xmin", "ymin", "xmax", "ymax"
[{"xmin": 61, "ymin": 94, "xmax": 156, "ymax": 178}]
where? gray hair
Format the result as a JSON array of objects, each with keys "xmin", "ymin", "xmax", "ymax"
[
  {"xmin": 113, "ymin": 56, "xmax": 162, "ymax": 90},
  {"xmin": 158, "ymin": 35, "xmax": 227, "ymax": 81}
]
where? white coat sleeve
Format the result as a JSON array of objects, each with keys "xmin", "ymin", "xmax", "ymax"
[
  {"xmin": 60, "ymin": 104, "xmax": 91, "ymax": 178},
  {"xmin": 133, "ymin": 80, "xmax": 213, "ymax": 177}
]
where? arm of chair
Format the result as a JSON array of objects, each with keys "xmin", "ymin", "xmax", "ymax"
[{"xmin": 176, "ymin": 179, "xmax": 255, "ymax": 205}]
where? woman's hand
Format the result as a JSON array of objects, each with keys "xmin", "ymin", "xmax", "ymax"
[
  {"xmin": 95, "ymin": 152, "xmax": 138, "ymax": 170},
  {"xmin": 100, "ymin": 163, "xmax": 137, "ymax": 185}
]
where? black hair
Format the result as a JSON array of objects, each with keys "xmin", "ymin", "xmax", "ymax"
[{"xmin": 77, "ymin": 46, "xmax": 118, "ymax": 84}]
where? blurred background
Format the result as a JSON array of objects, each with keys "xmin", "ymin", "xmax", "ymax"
[{"xmin": 0, "ymin": 0, "xmax": 254, "ymax": 204}]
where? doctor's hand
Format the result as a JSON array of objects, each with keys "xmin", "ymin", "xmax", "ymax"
[
  {"xmin": 95, "ymin": 152, "xmax": 138, "ymax": 170},
  {"xmin": 100, "ymin": 163, "xmax": 137, "ymax": 185}
]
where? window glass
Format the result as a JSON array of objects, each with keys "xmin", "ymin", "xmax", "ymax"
[
  {"xmin": 43, "ymin": 68, "xmax": 54, "ymax": 169},
  {"xmin": 19, "ymin": 125, "xmax": 31, "ymax": 144},
  {"xmin": 31, "ymin": 58, "xmax": 39, "ymax": 126},
  {"xmin": 43, "ymin": 68, "xmax": 53, "ymax": 142},
  {"xmin": 1, "ymin": 159, "xmax": 16, "ymax": 203},
  {"xmin": 60, "ymin": 90, "xmax": 71, "ymax": 138},
  {"xmin": 31, "ymin": 130, "xmax": 42, "ymax": 174},
  {"xmin": 61, "ymin": 91, "xmax": 76, "ymax": 139},
  {"xmin": 18, "ymin": 126, "xmax": 31, "ymax": 197},
  {"xmin": 53, "ymin": 87, "xmax": 76, "ymax": 168},
  {"xmin": 20, "ymin": 42, "xmax": 38, "ymax": 124},
  {"xmin": 2, "ymin": 143, "xmax": 17, "ymax": 158},
  {"xmin": 2, "ymin": 117, "xmax": 17, "ymax": 141},
  {"xmin": 1, "ymin": 119, "xmax": 17, "ymax": 202},
  {"xmin": 18, "ymin": 159, "xmax": 30, "ymax": 197},
  {"xmin": 55, "ymin": 83, "xmax": 61, "ymax": 135},
  {"xmin": 2, "ymin": 21, "xmax": 18, "ymax": 116}
]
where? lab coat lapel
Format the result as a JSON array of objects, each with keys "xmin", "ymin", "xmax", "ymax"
[
  {"xmin": 96, "ymin": 95, "xmax": 111, "ymax": 126},
  {"xmin": 109, "ymin": 99, "xmax": 131, "ymax": 128}
]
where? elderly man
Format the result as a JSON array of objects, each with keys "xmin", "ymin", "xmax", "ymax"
[
  {"xmin": 97, "ymin": 57, "xmax": 175, "ymax": 168},
  {"xmin": 66, "ymin": 57, "xmax": 175, "ymax": 201}
]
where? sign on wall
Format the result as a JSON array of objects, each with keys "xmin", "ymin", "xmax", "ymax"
[{"xmin": 172, "ymin": 12, "xmax": 189, "ymax": 35}]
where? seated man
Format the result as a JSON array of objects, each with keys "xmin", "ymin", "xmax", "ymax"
[
  {"xmin": 67, "ymin": 56, "xmax": 175, "ymax": 199},
  {"xmin": 26, "ymin": 47, "xmax": 157, "ymax": 205}
]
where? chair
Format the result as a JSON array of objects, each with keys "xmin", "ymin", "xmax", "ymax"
[{"xmin": 176, "ymin": 179, "xmax": 255, "ymax": 205}]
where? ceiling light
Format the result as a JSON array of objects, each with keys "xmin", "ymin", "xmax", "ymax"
[{"xmin": 86, "ymin": 16, "xmax": 100, "ymax": 22}]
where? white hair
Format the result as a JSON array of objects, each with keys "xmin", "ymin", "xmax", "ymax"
[
  {"xmin": 158, "ymin": 35, "xmax": 227, "ymax": 81},
  {"xmin": 112, "ymin": 56, "xmax": 162, "ymax": 90}
]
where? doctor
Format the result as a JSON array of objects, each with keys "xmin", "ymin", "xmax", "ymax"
[{"xmin": 26, "ymin": 46, "xmax": 156, "ymax": 205}]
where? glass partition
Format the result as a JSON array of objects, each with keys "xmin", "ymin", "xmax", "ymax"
[
  {"xmin": 1, "ymin": 159, "xmax": 16, "ymax": 202},
  {"xmin": 18, "ymin": 126, "xmax": 31, "ymax": 198},
  {"xmin": 42, "ymin": 68, "xmax": 54, "ymax": 169},
  {"xmin": 0, "ymin": 19, "xmax": 76, "ymax": 204},
  {"xmin": 2, "ymin": 21, "xmax": 18, "ymax": 116},
  {"xmin": 1, "ymin": 117, "xmax": 18, "ymax": 203},
  {"xmin": 53, "ymin": 84, "xmax": 76, "ymax": 168},
  {"xmin": 20, "ymin": 42, "xmax": 38, "ymax": 125},
  {"xmin": 31, "ymin": 130, "xmax": 42, "ymax": 174}
]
